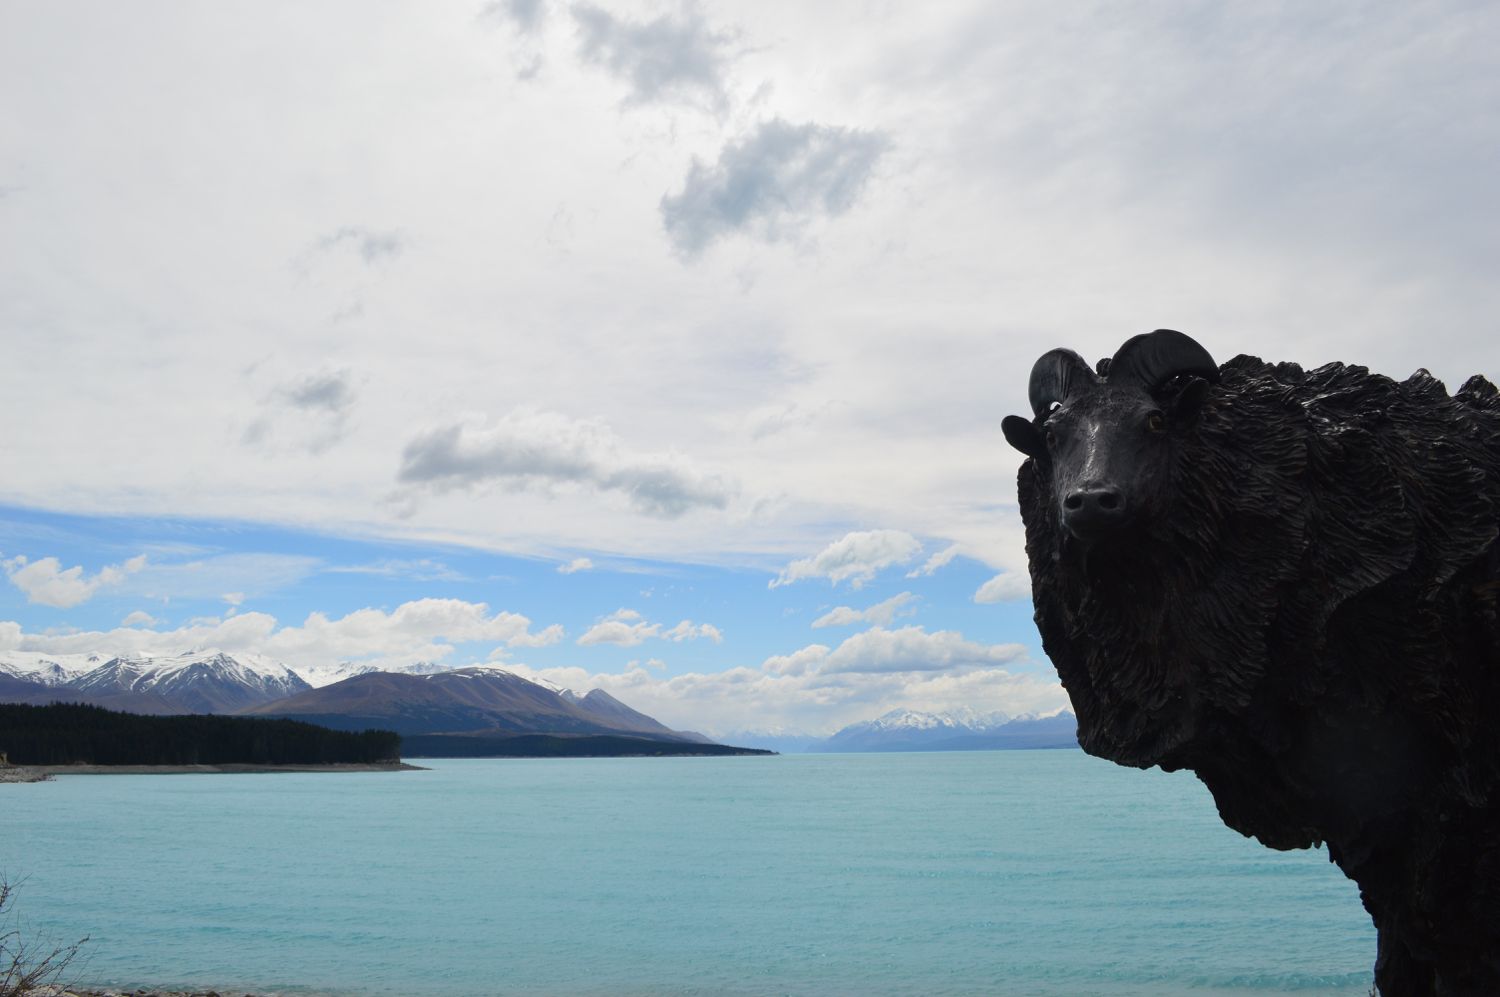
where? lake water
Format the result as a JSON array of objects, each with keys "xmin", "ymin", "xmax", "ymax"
[{"xmin": 2, "ymin": 751, "xmax": 1376, "ymax": 996}]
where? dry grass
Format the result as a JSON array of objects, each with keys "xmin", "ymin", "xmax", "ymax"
[{"xmin": 1, "ymin": 876, "xmax": 87, "ymax": 997}]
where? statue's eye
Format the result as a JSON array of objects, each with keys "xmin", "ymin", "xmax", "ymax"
[
  {"xmin": 1147, "ymin": 412, "xmax": 1166, "ymax": 432},
  {"xmin": 1045, "ymin": 429, "xmax": 1057, "ymax": 447}
]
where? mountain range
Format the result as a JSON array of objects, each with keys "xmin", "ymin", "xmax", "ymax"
[
  {"xmin": 728, "ymin": 708, "xmax": 1079, "ymax": 753},
  {"xmin": 0, "ymin": 650, "xmax": 1076, "ymax": 754},
  {"xmin": 0, "ymin": 649, "xmax": 711, "ymax": 749}
]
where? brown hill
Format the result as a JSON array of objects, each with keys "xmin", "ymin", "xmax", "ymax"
[{"xmin": 240, "ymin": 666, "xmax": 699, "ymax": 740}]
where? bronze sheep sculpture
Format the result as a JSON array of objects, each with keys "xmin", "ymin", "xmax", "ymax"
[{"xmin": 1002, "ymin": 329, "xmax": 1500, "ymax": 996}]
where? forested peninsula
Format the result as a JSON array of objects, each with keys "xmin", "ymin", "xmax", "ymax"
[{"xmin": 0, "ymin": 702, "xmax": 400, "ymax": 766}]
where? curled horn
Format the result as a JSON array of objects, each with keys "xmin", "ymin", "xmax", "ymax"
[
  {"xmin": 1107, "ymin": 329, "xmax": 1219, "ymax": 392},
  {"xmin": 1028, "ymin": 348, "xmax": 1097, "ymax": 417}
]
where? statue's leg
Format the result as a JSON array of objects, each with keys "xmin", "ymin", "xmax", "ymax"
[{"xmin": 1374, "ymin": 923, "xmax": 1434, "ymax": 996}]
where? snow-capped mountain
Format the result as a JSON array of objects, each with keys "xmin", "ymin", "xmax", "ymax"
[
  {"xmin": 809, "ymin": 708, "xmax": 1077, "ymax": 753},
  {"xmin": 855, "ymin": 707, "xmax": 1011, "ymax": 734},
  {"xmin": 27, "ymin": 649, "xmax": 312, "ymax": 714},
  {"xmin": 294, "ymin": 659, "xmax": 469, "ymax": 688},
  {"xmin": 0, "ymin": 652, "xmax": 112, "ymax": 686}
]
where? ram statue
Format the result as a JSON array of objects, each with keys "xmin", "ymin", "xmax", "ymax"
[{"xmin": 1001, "ymin": 329, "xmax": 1499, "ymax": 996}]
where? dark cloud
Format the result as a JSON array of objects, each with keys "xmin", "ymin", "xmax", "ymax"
[
  {"xmin": 485, "ymin": 0, "xmax": 547, "ymax": 33},
  {"xmin": 397, "ymin": 411, "xmax": 733, "ymax": 519},
  {"xmin": 660, "ymin": 118, "xmax": 889, "ymax": 258},
  {"xmin": 315, "ymin": 226, "xmax": 405, "ymax": 264},
  {"xmin": 572, "ymin": 2, "xmax": 734, "ymax": 111},
  {"xmin": 279, "ymin": 370, "xmax": 356, "ymax": 414},
  {"xmin": 243, "ymin": 370, "xmax": 358, "ymax": 453}
]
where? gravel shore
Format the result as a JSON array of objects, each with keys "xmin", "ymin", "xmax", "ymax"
[
  {"xmin": 0, "ymin": 764, "xmax": 51, "ymax": 782},
  {"xmin": 34, "ymin": 990, "xmax": 265, "ymax": 997}
]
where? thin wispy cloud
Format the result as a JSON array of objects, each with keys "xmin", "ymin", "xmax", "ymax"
[
  {"xmin": 661, "ymin": 118, "xmax": 889, "ymax": 258},
  {"xmin": 811, "ymin": 592, "xmax": 917, "ymax": 629},
  {"xmin": 314, "ymin": 226, "xmax": 405, "ymax": 264},
  {"xmin": 907, "ymin": 544, "xmax": 960, "ymax": 579},
  {"xmin": 558, "ymin": 557, "xmax": 594, "ymax": 575}
]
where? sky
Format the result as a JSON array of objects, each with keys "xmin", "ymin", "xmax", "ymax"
[{"xmin": 1, "ymin": 0, "xmax": 1496, "ymax": 738}]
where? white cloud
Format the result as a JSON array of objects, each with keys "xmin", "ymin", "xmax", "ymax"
[
  {"xmin": 816, "ymin": 625, "xmax": 1025, "ymax": 675},
  {"xmin": 0, "ymin": 597, "xmax": 564, "ymax": 675},
  {"xmin": 665, "ymin": 619, "xmax": 722, "ymax": 642},
  {"xmin": 974, "ymin": 572, "xmax": 1032, "ymax": 604},
  {"xmin": 577, "ymin": 608, "xmax": 722, "ymax": 647},
  {"xmin": 121, "ymin": 610, "xmax": 158, "ymax": 627},
  {"xmin": 507, "ymin": 625, "xmax": 1054, "ymax": 738},
  {"xmin": 811, "ymin": 591, "xmax": 916, "ymax": 629},
  {"xmin": 397, "ymin": 409, "xmax": 734, "ymax": 519},
  {"xmin": 771, "ymin": 530, "xmax": 921, "ymax": 590},
  {"xmin": 907, "ymin": 544, "xmax": 961, "ymax": 579},
  {"xmin": 558, "ymin": 557, "xmax": 594, "ymax": 574},
  {"xmin": 3, "ymin": 553, "xmax": 147, "ymax": 608}
]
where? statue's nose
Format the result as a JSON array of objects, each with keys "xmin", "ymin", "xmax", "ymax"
[{"xmin": 1062, "ymin": 485, "xmax": 1127, "ymax": 539}]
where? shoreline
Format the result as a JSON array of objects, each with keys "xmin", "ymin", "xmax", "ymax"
[{"xmin": 1, "ymin": 761, "xmax": 424, "ymax": 781}]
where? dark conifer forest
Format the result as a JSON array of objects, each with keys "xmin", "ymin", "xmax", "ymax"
[{"xmin": 0, "ymin": 703, "xmax": 400, "ymax": 765}]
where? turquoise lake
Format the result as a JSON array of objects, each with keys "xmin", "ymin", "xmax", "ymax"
[{"xmin": 2, "ymin": 751, "xmax": 1376, "ymax": 996}]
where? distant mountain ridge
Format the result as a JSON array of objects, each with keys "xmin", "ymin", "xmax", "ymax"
[{"xmin": 808, "ymin": 708, "xmax": 1079, "ymax": 752}]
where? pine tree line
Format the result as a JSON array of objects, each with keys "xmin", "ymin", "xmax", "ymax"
[{"xmin": 0, "ymin": 703, "xmax": 400, "ymax": 766}]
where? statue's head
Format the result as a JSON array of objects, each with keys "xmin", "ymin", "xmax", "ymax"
[{"xmin": 1002, "ymin": 329, "xmax": 1219, "ymax": 546}]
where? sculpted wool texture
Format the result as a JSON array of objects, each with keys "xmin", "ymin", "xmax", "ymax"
[{"xmin": 1002, "ymin": 330, "xmax": 1500, "ymax": 997}]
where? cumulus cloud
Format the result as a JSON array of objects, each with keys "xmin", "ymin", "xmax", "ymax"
[
  {"xmin": 396, "ymin": 408, "xmax": 733, "ymax": 519},
  {"xmin": 907, "ymin": 544, "xmax": 961, "ymax": 579},
  {"xmin": 771, "ymin": 530, "xmax": 921, "ymax": 590},
  {"xmin": 121, "ymin": 610, "xmax": 158, "ymax": 627},
  {"xmin": 768, "ymin": 625, "xmax": 1026, "ymax": 677},
  {"xmin": 577, "ymin": 608, "xmax": 722, "ymax": 647},
  {"xmin": 974, "ymin": 572, "xmax": 1032, "ymax": 604},
  {"xmin": 660, "ymin": 118, "xmax": 889, "ymax": 258},
  {"xmin": 573, "ymin": 2, "xmax": 734, "ymax": 112},
  {"xmin": 558, "ymin": 557, "xmax": 594, "ymax": 574},
  {"xmin": 811, "ymin": 592, "xmax": 917, "ymax": 629},
  {"xmin": 3, "ymin": 554, "xmax": 147, "ymax": 609},
  {"xmin": 0, "ymin": 597, "xmax": 564, "ymax": 675}
]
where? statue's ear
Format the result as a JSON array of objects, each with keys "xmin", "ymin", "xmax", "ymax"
[
  {"xmin": 1002, "ymin": 415, "xmax": 1043, "ymax": 457},
  {"xmin": 1172, "ymin": 377, "xmax": 1212, "ymax": 422}
]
